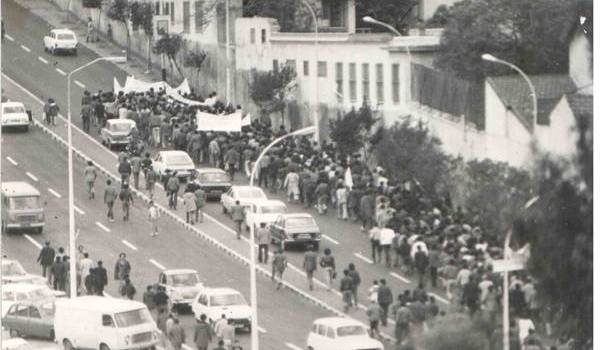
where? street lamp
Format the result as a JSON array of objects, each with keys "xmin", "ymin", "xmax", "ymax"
[
  {"xmin": 298, "ymin": 0, "xmax": 320, "ymax": 144},
  {"xmin": 247, "ymin": 126, "xmax": 316, "ymax": 350},
  {"xmin": 66, "ymin": 56, "xmax": 126, "ymax": 298},
  {"xmin": 481, "ymin": 53, "xmax": 538, "ymax": 133}
]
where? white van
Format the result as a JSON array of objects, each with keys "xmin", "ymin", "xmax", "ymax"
[{"xmin": 54, "ymin": 296, "xmax": 159, "ymax": 350}]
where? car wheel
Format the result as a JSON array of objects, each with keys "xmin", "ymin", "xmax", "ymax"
[
  {"xmin": 99, "ymin": 343, "xmax": 110, "ymax": 350},
  {"xmin": 63, "ymin": 339, "xmax": 74, "ymax": 350},
  {"xmin": 9, "ymin": 329, "xmax": 19, "ymax": 337}
]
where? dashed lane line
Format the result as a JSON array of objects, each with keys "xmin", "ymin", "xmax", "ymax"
[
  {"xmin": 74, "ymin": 206, "xmax": 85, "ymax": 215},
  {"xmin": 25, "ymin": 172, "xmax": 39, "ymax": 182},
  {"xmin": 149, "ymin": 259, "xmax": 166, "ymax": 270},
  {"xmin": 5, "ymin": 34, "xmax": 14, "ymax": 41},
  {"xmin": 121, "ymin": 239, "xmax": 138, "ymax": 251},
  {"xmin": 23, "ymin": 234, "xmax": 42, "ymax": 249},
  {"xmin": 354, "ymin": 252, "xmax": 373, "ymax": 264},
  {"xmin": 6, "ymin": 156, "xmax": 18, "ymax": 166},
  {"xmin": 95, "ymin": 221, "xmax": 111, "ymax": 232},
  {"xmin": 322, "ymin": 234, "xmax": 339, "ymax": 245},
  {"xmin": 390, "ymin": 271, "xmax": 411, "ymax": 284},
  {"xmin": 55, "ymin": 68, "xmax": 67, "ymax": 76},
  {"xmin": 37, "ymin": 57, "xmax": 49, "ymax": 64},
  {"xmin": 20, "ymin": 44, "xmax": 31, "ymax": 52},
  {"xmin": 74, "ymin": 80, "xmax": 86, "ymax": 89},
  {"xmin": 257, "ymin": 326, "xmax": 267, "ymax": 334},
  {"xmin": 48, "ymin": 188, "xmax": 62, "ymax": 198},
  {"xmin": 285, "ymin": 343, "xmax": 304, "ymax": 350}
]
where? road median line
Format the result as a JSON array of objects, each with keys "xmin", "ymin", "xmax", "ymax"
[
  {"xmin": 121, "ymin": 239, "xmax": 138, "ymax": 251},
  {"xmin": 149, "ymin": 259, "xmax": 166, "ymax": 270},
  {"xmin": 95, "ymin": 221, "xmax": 110, "ymax": 232},
  {"xmin": 23, "ymin": 234, "xmax": 42, "ymax": 249},
  {"xmin": 26, "ymin": 171, "xmax": 39, "ymax": 182},
  {"xmin": 48, "ymin": 188, "xmax": 62, "ymax": 198},
  {"xmin": 6, "ymin": 156, "xmax": 18, "ymax": 165}
]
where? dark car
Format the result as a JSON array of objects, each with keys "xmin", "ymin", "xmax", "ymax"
[
  {"xmin": 2, "ymin": 300, "xmax": 55, "ymax": 340},
  {"xmin": 270, "ymin": 213, "xmax": 321, "ymax": 250},
  {"xmin": 193, "ymin": 168, "xmax": 232, "ymax": 200}
]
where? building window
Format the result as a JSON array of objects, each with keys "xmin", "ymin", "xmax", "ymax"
[
  {"xmin": 194, "ymin": 0, "xmax": 204, "ymax": 33},
  {"xmin": 286, "ymin": 59, "xmax": 296, "ymax": 72},
  {"xmin": 392, "ymin": 63, "xmax": 400, "ymax": 103},
  {"xmin": 250, "ymin": 28, "xmax": 256, "ymax": 43},
  {"xmin": 155, "ymin": 1, "xmax": 160, "ymax": 15},
  {"xmin": 376, "ymin": 63, "xmax": 384, "ymax": 103},
  {"xmin": 261, "ymin": 29, "xmax": 266, "ymax": 43},
  {"xmin": 163, "ymin": 2, "xmax": 169, "ymax": 15},
  {"xmin": 273, "ymin": 59, "xmax": 279, "ymax": 72},
  {"xmin": 335, "ymin": 62, "xmax": 343, "ymax": 102},
  {"xmin": 183, "ymin": 1, "xmax": 190, "ymax": 33},
  {"xmin": 303, "ymin": 61, "xmax": 309, "ymax": 76},
  {"xmin": 362, "ymin": 63, "xmax": 370, "ymax": 102},
  {"xmin": 349, "ymin": 63, "xmax": 357, "ymax": 102},
  {"xmin": 170, "ymin": 2, "xmax": 174, "ymax": 23},
  {"xmin": 317, "ymin": 61, "xmax": 327, "ymax": 77}
]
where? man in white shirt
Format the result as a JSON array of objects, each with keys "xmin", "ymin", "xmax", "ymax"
[
  {"xmin": 78, "ymin": 252, "xmax": 95, "ymax": 294},
  {"xmin": 368, "ymin": 226, "xmax": 382, "ymax": 264},
  {"xmin": 411, "ymin": 237, "xmax": 429, "ymax": 259},
  {"xmin": 379, "ymin": 226, "xmax": 395, "ymax": 267},
  {"xmin": 213, "ymin": 314, "xmax": 228, "ymax": 342}
]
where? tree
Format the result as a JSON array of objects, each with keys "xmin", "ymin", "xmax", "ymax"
[
  {"xmin": 106, "ymin": 0, "xmax": 132, "ymax": 60},
  {"xmin": 329, "ymin": 101, "xmax": 377, "ymax": 159},
  {"xmin": 243, "ymin": 0, "xmax": 305, "ymax": 32},
  {"xmin": 434, "ymin": 0, "xmax": 577, "ymax": 81},
  {"xmin": 373, "ymin": 120, "xmax": 449, "ymax": 196},
  {"xmin": 426, "ymin": 4, "xmax": 450, "ymax": 27},
  {"xmin": 355, "ymin": 0, "xmax": 418, "ymax": 35},
  {"xmin": 153, "ymin": 34, "xmax": 184, "ymax": 78},
  {"xmin": 130, "ymin": 1, "xmax": 154, "ymax": 71},
  {"xmin": 184, "ymin": 50, "xmax": 208, "ymax": 86},
  {"xmin": 513, "ymin": 111, "xmax": 592, "ymax": 348},
  {"xmin": 421, "ymin": 314, "xmax": 489, "ymax": 350},
  {"xmin": 249, "ymin": 65, "xmax": 296, "ymax": 124}
]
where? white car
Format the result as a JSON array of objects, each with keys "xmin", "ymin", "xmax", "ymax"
[
  {"xmin": 2, "ymin": 260, "xmax": 48, "ymax": 287},
  {"xmin": 221, "ymin": 186, "xmax": 268, "ymax": 214},
  {"xmin": 1, "ymin": 338, "xmax": 58, "ymax": 350},
  {"xmin": 244, "ymin": 199, "xmax": 287, "ymax": 231},
  {"xmin": 1, "ymin": 284, "xmax": 60, "ymax": 317},
  {"xmin": 191, "ymin": 288, "xmax": 252, "ymax": 332},
  {"xmin": 1, "ymin": 102, "xmax": 30, "ymax": 131},
  {"xmin": 158, "ymin": 269, "xmax": 204, "ymax": 310},
  {"xmin": 43, "ymin": 28, "xmax": 78, "ymax": 55},
  {"xmin": 100, "ymin": 119, "xmax": 136, "ymax": 149},
  {"xmin": 306, "ymin": 317, "xmax": 384, "ymax": 350},
  {"xmin": 152, "ymin": 150, "xmax": 196, "ymax": 181}
]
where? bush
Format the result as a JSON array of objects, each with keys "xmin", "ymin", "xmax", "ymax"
[
  {"xmin": 421, "ymin": 314, "xmax": 489, "ymax": 350},
  {"xmin": 82, "ymin": 0, "xmax": 101, "ymax": 8},
  {"xmin": 329, "ymin": 102, "xmax": 377, "ymax": 158}
]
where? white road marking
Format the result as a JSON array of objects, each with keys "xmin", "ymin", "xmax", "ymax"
[
  {"xmin": 182, "ymin": 345, "xmax": 194, "ymax": 350},
  {"xmin": 23, "ymin": 234, "xmax": 42, "ymax": 249},
  {"xmin": 354, "ymin": 252, "xmax": 373, "ymax": 264},
  {"xmin": 37, "ymin": 57, "xmax": 49, "ymax": 64},
  {"xmin": 121, "ymin": 239, "xmax": 138, "ymax": 251},
  {"xmin": 149, "ymin": 259, "xmax": 166, "ymax": 270},
  {"xmin": 322, "ymin": 234, "xmax": 339, "ymax": 245},
  {"xmin": 25, "ymin": 172, "xmax": 38, "ymax": 182},
  {"xmin": 285, "ymin": 343, "xmax": 303, "ymax": 350},
  {"xmin": 103, "ymin": 291, "xmax": 112, "ymax": 297},
  {"xmin": 48, "ymin": 188, "xmax": 62, "ymax": 198},
  {"xmin": 20, "ymin": 45, "xmax": 31, "ymax": 52},
  {"xmin": 74, "ymin": 80, "xmax": 86, "ymax": 89},
  {"xmin": 6, "ymin": 156, "xmax": 18, "ymax": 165},
  {"xmin": 429, "ymin": 292, "xmax": 450, "ymax": 305},
  {"xmin": 74, "ymin": 206, "xmax": 85, "ymax": 215},
  {"xmin": 390, "ymin": 272, "xmax": 411, "ymax": 283},
  {"xmin": 5, "ymin": 34, "xmax": 14, "ymax": 41},
  {"xmin": 257, "ymin": 326, "xmax": 267, "ymax": 333},
  {"xmin": 95, "ymin": 221, "xmax": 111, "ymax": 232},
  {"xmin": 55, "ymin": 68, "xmax": 67, "ymax": 76}
]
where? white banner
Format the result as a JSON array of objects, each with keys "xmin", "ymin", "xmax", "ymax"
[
  {"xmin": 196, "ymin": 111, "xmax": 242, "ymax": 132},
  {"xmin": 115, "ymin": 77, "xmax": 208, "ymax": 106},
  {"xmin": 241, "ymin": 113, "xmax": 251, "ymax": 126}
]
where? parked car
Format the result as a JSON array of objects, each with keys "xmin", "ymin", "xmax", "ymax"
[
  {"xmin": 1, "ymin": 338, "xmax": 57, "ymax": 350},
  {"xmin": 192, "ymin": 168, "xmax": 232, "ymax": 200},
  {"xmin": 43, "ymin": 29, "xmax": 78, "ymax": 55},
  {"xmin": 306, "ymin": 317, "xmax": 384, "ymax": 350},
  {"xmin": 244, "ymin": 199, "xmax": 287, "ymax": 231},
  {"xmin": 270, "ymin": 213, "xmax": 321, "ymax": 250},
  {"xmin": 3, "ymin": 300, "xmax": 56, "ymax": 340},
  {"xmin": 1, "ymin": 182, "xmax": 45, "ymax": 234},
  {"xmin": 220, "ymin": 186, "xmax": 267, "ymax": 214},
  {"xmin": 1, "ymin": 259, "xmax": 48, "ymax": 287},
  {"xmin": 158, "ymin": 269, "xmax": 203, "ymax": 311},
  {"xmin": 191, "ymin": 288, "xmax": 252, "ymax": 332},
  {"xmin": 152, "ymin": 150, "xmax": 196, "ymax": 181},
  {"xmin": 1, "ymin": 284, "xmax": 59, "ymax": 317},
  {"xmin": 100, "ymin": 119, "xmax": 136, "ymax": 150},
  {"xmin": 1, "ymin": 102, "xmax": 30, "ymax": 131}
]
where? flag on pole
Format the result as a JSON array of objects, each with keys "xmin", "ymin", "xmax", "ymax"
[{"xmin": 344, "ymin": 167, "xmax": 353, "ymax": 189}]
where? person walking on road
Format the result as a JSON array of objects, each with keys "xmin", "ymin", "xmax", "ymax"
[
  {"xmin": 256, "ymin": 222, "xmax": 271, "ymax": 264},
  {"xmin": 194, "ymin": 314, "xmax": 214, "ymax": 350},
  {"xmin": 394, "ymin": 301, "xmax": 412, "ymax": 344},
  {"xmin": 348, "ymin": 263, "xmax": 361, "ymax": 307},
  {"xmin": 377, "ymin": 279, "xmax": 393, "ymax": 327},
  {"xmin": 194, "ymin": 187, "xmax": 206, "ymax": 223},
  {"xmin": 119, "ymin": 184, "xmax": 134, "ymax": 222},
  {"xmin": 366, "ymin": 298, "xmax": 384, "ymax": 339},
  {"xmin": 271, "ymin": 248, "xmax": 287, "ymax": 289},
  {"xmin": 379, "ymin": 225, "xmax": 395, "ymax": 267},
  {"xmin": 183, "ymin": 190, "xmax": 197, "ymax": 225},
  {"xmin": 118, "ymin": 157, "xmax": 132, "ymax": 185},
  {"xmin": 81, "ymin": 102, "xmax": 93, "ymax": 133},
  {"xmin": 93, "ymin": 261, "xmax": 108, "ymax": 296},
  {"xmin": 168, "ymin": 318, "xmax": 186, "ymax": 350},
  {"xmin": 213, "ymin": 314, "xmax": 228, "ymax": 343},
  {"xmin": 283, "ymin": 169, "xmax": 300, "ymax": 203},
  {"xmin": 221, "ymin": 320, "xmax": 236, "ymax": 349},
  {"xmin": 84, "ymin": 161, "xmax": 97, "ymax": 199},
  {"xmin": 43, "ymin": 98, "xmax": 59, "ymax": 126},
  {"xmin": 121, "ymin": 276, "xmax": 137, "ymax": 300},
  {"xmin": 303, "ymin": 244, "xmax": 318, "ymax": 291},
  {"xmin": 319, "ymin": 248, "xmax": 336, "ymax": 291},
  {"xmin": 166, "ymin": 172, "xmax": 180, "ymax": 210},
  {"xmin": 148, "ymin": 201, "xmax": 160, "ymax": 236},
  {"xmin": 78, "ymin": 253, "xmax": 95, "ymax": 294},
  {"xmin": 114, "ymin": 253, "xmax": 131, "ymax": 288},
  {"xmin": 230, "ymin": 201, "xmax": 245, "ymax": 239},
  {"xmin": 339, "ymin": 269, "xmax": 354, "ymax": 312},
  {"xmin": 37, "ymin": 241, "xmax": 55, "ymax": 281},
  {"xmin": 130, "ymin": 153, "xmax": 142, "ymax": 190},
  {"xmin": 104, "ymin": 179, "xmax": 118, "ymax": 222},
  {"xmin": 414, "ymin": 245, "xmax": 429, "ymax": 287},
  {"xmin": 224, "ymin": 147, "xmax": 240, "ymax": 181}
]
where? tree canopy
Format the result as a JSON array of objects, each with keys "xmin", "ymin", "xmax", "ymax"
[
  {"xmin": 355, "ymin": 0, "xmax": 417, "ymax": 35},
  {"xmin": 153, "ymin": 34, "xmax": 184, "ymax": 77},
  {"xmin": 329, "ymin": 102, "xmax": 377, "ymax": 158},
  {"xmin": 434, "ymin": 0, "xmax": 578, "ymax": 81},
  {"xmin": 249, "ymin": 65, "xmax": 296, "ymax": 121}
]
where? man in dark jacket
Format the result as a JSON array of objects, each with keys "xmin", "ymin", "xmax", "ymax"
[
  {"xmin": 348, "ymin": 263, "xmax": 361, "ymax": 307},
  {"xmin": 37, "ymin": 241, "xmax": 55, "ymax": 281},
  {"xmin": 377, "ymin": 278, "xmax": 393, "ymax": 326},
  {"xmin": 119, "ymin": 184, "xmax": 134, "ymax": 221},
  {"xmin": 104, "ymin": 179, "xmax": 118, "ymax": 222},
  {"xmin": 414, "ymin": 246, "xmax": 429, "ymax": 287},
  {"xmin": 229, "ymin": 201, "xmax": 245, "ymax": 239},
  {"xmin": 303, "ymin": 244, "xmax": 318, "ymax": 291},
  {"xmin": 118, "ymin": 158, "xmax": 132, "ymax": 184},
  {"xmin": 94, "ymin": 261, "xmax": 108, "ymax": 295},
  {"xmin": 462, "ymin": 275, "xmax": 481, "ymax": 316},
  {"xmin": 114, "ymin": 253, "xmax": 131, "ymax": 286},
  {"xmin": 223, "ymin": 147, "xmax": 240, "ymax": 180},
  {"xmin": 359, "ymin": 191, "xmax": 375, "ymax": 231}
]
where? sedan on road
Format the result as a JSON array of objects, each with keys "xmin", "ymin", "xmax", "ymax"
[
  {"xmin": 100, "ymin": 119, "xmax": 136, "ymax": 150},
  {"xmin": 1, "ymin": 284, "xmax": 59, "ymax": 317},
  {"xmin": 152, "ymin": 150, "xmax": 196, "ymax": 181},
  {"xmin": 220, "ymin": 186, "xmax": 267, "ymax": 214},
  {"xmin": 192, "ymin": 168, "xmax": 232, "ymax": 200},
  {"xmin": 191, "ymin": 288, "xmax": 252, "ymax": 332},
  {"xmin": 244, "ymin": 199, "xmax": 287, "ymax": 231},
  {"xmin": 306, "ymin": 317, "xmax": 384, "ymax": 350},
  {"xmin": 43, "ymin": 29, "xmax": 78, "ymax": 55},
  {"xmin": 1, "ymin": 102, "xmax": 30, "ymax": 131},
  {"xmin": 270, "ymin": 213, "xmax": 321, "ymax": 250},
  {"xmin": 3, "ymin": 300, "xmax": 55, "ymax": 340},
  {"xmin": 158, "ymin": 269, "xmax": 204, "ymax": 311},
  {"xmin": 2, "ymin": 260, "xmax": 48, "ymax": 287}
]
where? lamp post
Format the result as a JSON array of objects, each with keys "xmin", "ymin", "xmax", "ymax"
[
  {"xmin": 298, "ymin": 0, "xmax": 319, "ymax": 144},
  {"xmin": 225, "ymin": 0, "xmax": 231, "ymax": 104},
  {"xmin": 481, "ymin": 54, "xmax": 538, "ymax": 133},
  {"xmin": 247, "ymin": 126, "xmax": 316, "ymax": 350},
  {"xmin": 67, "ymin": 56, "xmax": 126, "ymax": 298}
]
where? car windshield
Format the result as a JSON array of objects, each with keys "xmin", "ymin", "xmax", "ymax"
[
  {"xmin": 166, "ymin": 154, "xmax": 192, "ymax": 165},
  {"xmin": 168, "ymin": 273, "xmax": 200, "ymax": 287},
  {"xmin": 3, "ymin": 105, "xmax": 25, "ymax": 114},
  {"xmin": 2, "ymin": 261, "xmax": 27, "ymax": 276},
  {"xmin": 57, "ymin": 34, "xmax": 74, "ymax": 40},
  {"xmin": 286, "ymin": 217, "xmax": 315, "ymax": 227},
  {"xmin": 237, "ymin": 188, "xmax": 266, "ymax": 199},
  {"xmin": 110, "ymin": 123, "xmax": 133, "ymax": 132},
  {"xmin": 337, "ymin": 325, "xmax": 367, "ymax": 337},
  {"xmin": 8, "ymin": 196, "xmax": 40, "ymax": 210},
  {"xmin": 260, "ymin": 205, "xmax": 286, "ymax": 214},
  {"xmin": 40, "ymin": 302, "xmax": 55, "ymax": 317},
  {"xmin": 114, "ymin": 308, "xmax": 153, "ymax": 327},
  {"xmin": 210, "ymin": 293, "xmax": 246, "ymax": 306},
  {"xmin": 198, "ymin": 172, "xmax": 229, "ymax": 182}
]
